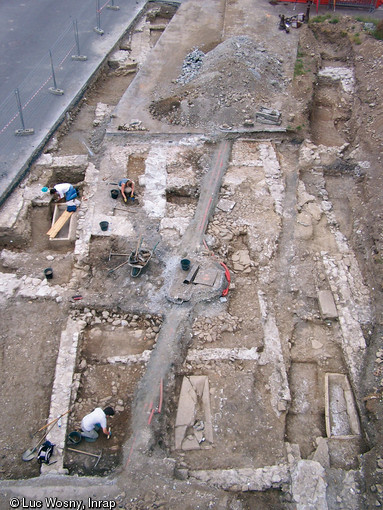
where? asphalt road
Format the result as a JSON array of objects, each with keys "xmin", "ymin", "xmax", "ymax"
[{"xmin": 0, "ymin": 0, "xmax": 150, "ymax": 204}]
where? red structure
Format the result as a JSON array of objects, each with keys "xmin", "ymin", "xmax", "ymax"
[{"xmin": 280, "ymin": 0, "xmax": 383, "ymax": 10}]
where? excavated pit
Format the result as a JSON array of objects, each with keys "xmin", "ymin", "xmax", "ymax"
[
  {"xmin": 1, "ymin": 4, "xmax": 383, "ymax": 509},
  {"xmin": 65, "ymin": 310, "xmax": 162, "ymax": 476}
]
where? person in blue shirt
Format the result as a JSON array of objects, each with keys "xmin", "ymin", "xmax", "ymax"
[{"xmin": 118, "ymin": 178, "xmax": 135, "ymax": 203}]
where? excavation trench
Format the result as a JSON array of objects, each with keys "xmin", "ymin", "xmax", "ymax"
[{"xmin": 1, "ymin": 3, "xmax": 382, "ymax": 508}]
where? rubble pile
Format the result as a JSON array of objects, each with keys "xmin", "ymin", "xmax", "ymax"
[
  {"xmin": 191, "ymin": 36, "xmax": 284, "ymax": 92},
  {"xmin": 166, "ymin": 202, "xmax": 197, "ymax": 218},
  {"xmin": 205, "ymin": 216, "xmax": 249, "ymax": 260},
  {"xmin": 71, "ymin": 308, "xmax": 162, "ymax": 339},
  {"xmin": 0, "ymin": 270, "xmax": 63, "ymax": 303},
  {"xmin": 192, "ymin": 313, "xmax": 242, "ymax": 344},
  {"xmin": 207, "ymin": 217, "xmax": 248, "ymax": 244},
  {"xmin": 151, "ymin": 36, "xmax": 286, "ymax": 129},
  {"xmin": 176, "ymin": 48, "xmax": 205, "ymax": 85}
]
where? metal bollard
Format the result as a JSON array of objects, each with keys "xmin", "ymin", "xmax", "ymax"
[
  {"xmin": 72, "ymin": 20, "xmax": 87, "ymax": 61},
  {"xmin": 107, "ymin": 0, "xmax": 120, "ymax": 10},
  {"xmin": 48, "ymin": 50, "xmax": 64, "ymax": 95},
  {"xmin": 14, "ymin": 89, "xmax": 34, "ymax": 136},
  {"xmin": 94, "ymin": 0, "xmax": 104, "ymax": 35}
]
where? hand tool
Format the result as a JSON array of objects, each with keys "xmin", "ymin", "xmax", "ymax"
[
  {"xmin": 31, "ymin": 409, "xmax": 71, "ymax": 438},
  {"xmin": 23, "ymin": 421, "xmax": 57, "ymax": 462},
  {"xmin": 23, "ymin": 410, "xmax": 71, "ymax": 461},
  {"xmin": 67, "ymin": 448, "xmax": 102, "ymax": 467},
  {"xmin": 108, "ymin": 251, "xmax": 130, "ymax": 262}
]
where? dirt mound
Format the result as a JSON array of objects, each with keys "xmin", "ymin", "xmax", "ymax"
[{"xmin": 149, "ymin": 36, "xmax": 286, "ymax": 129}]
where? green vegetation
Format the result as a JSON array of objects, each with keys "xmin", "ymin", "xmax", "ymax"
[
  {"xmin": 354, "ymin": 16, "xmax": 378, "ymax": 25},
  {"xmin": 294, "ymin": 58, "xmax": 305, "ymax": 77},
  {"xmin": 294, "ymin": 46, "xmax": 307, "ymax": 77},
  {"xmin": 309, "ymin": 14, "xmax": 332, "ymax": 23},
  {"xmin": 309, "ymin": 14, "xmax": 341, "ymax": 25},
  {"xmin": 286, "ymin": 124, "xmax": 304, "ymax": 133},
  {"xmin": 352, "ymin": 33, "xmax": 362, "ymax": 45},
  {"xmin": 297, "ymin": 49, "xmax": 304, "ymax": 59},
  {"xmin": 373, "ymin": 20, "xmax": 383, "ymax": 40}
]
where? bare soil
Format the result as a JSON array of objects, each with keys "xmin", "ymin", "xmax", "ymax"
[{"xmin": 1, "ymin": 2, "xmax": 383, "ymax": 509}]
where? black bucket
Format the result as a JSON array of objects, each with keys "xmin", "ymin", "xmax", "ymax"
[
  {"xmin": 111, "ymin": 189, "xmax": 119, "ymax": 199},
  {"xmin": 181, "ymin": 259, "xmax": 191, "ymax": 271},
  {"xmin": 44, "ymin": 268, "xmax": 53, "ymax": 280},
  {"xmin": 100, "ymin": 221, "xmax": 109, "ymax": 231},
  {"xmin": 67, "ymin": 431, "xmax": 82, "ymax": 445}
]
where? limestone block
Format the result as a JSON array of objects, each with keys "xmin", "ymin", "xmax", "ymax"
[
  {"xmin": 182, "ymin": 435, "xmax": 200, "ymax": 450},
  {"xmin": 167, "ymin": 175, "xmax": 197, "ymax": 193},
  {"xmin": 297, "ymin": 211, "xmax": 312, "ymax": 228},
  {"xmin": 108, "ymin": 49, "xmax": 136, "ymax": 69},
  {"xmin": 297, "ymin": 181, "xmax": 315, "ymax": 210},
  {"xmin": 175, "ymin": 376, "xmax": 214, "ymax": 451},
  {"xmin": 311, "ymin": 437, "xmax": 330, "ymax": 469},
  {"xmin": 306, "ymin": 202, "xmax": 322, "ymax": 222},
  {"xmin": 291, "ymin": 460, "xmax": 328, "ymax": 509},
  {"xmin": 175, "ymin": 426, "xmax": 187, "ymax": 450},
  {"xmin": 325, "ymin": 373, "xmax": 361, "ymax": 438},
  {"xmin": 94, "ymin": 103, "xmax": 113, "ymax": 125},
  {"xmin": 51, "ymin": 155, "xmax": 88, "ymax": 170},
  {"xmin": 160, "ymin": 217, "xmax": 190, "ymax": 237},
  {"xmin": 175, "ymin": 377, "xmax": 197, "ymax": 427},
  {"xmin": 217, "ymin": 199, "xmax": 236, "ymax": 213},
  {"xmin": 296, "ymin": 222, "xmax": 313, "ymax": 241},
  {"xmin": 318, "ymin": 290, "xmax": 338, "ymax": 320},
  {"xmin": 35, "ymin": 153, "xmax": 53, "ymax": 167},
  {"xmin": 0, "ymin": 272, "xmax": 20, "ymax": 301}
]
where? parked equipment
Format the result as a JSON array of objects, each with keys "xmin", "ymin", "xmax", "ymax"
[
  {"xmin": 128, "ymin": 240, "xmax": 159, "ymax": 277},
  {"xmin": 23, "ymin": 410, "xmax": 71, "ymax": 462}
]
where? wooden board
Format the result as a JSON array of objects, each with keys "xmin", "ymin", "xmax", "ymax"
[{"xmin": 46, "ymin": 210, "xmax": 74, "ymax": 239}]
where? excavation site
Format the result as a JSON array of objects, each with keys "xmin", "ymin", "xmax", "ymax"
[{"xmin": 1, "ymin": 0, "xmax": 383, "ymax": 508}]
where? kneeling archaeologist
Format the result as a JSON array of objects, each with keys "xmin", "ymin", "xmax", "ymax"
[
  {"xmin": 81, "ymin": 406, "xmax": 114, "ymax": 442},
  {"xmin": 50, "ymin": 182, "xmax": 78, "ymax": 202}
]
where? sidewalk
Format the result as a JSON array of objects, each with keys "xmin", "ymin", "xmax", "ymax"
[{"xmin": 0, "ymin": 0, "xmax": 148, "ymax": 208}]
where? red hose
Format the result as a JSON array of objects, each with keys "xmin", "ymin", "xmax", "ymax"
[{"xmin": 220, "ymin": 262, "xmax": 231, "ymax": 296}]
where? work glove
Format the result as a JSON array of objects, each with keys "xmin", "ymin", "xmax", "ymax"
[{"xmin": 124, "ymin": 197, "xmax": 127, "ymax": 203}]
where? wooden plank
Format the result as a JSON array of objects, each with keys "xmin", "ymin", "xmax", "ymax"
[{"xmin": 46, "ymin": 210, "xmax": 74, "ymax": 238}]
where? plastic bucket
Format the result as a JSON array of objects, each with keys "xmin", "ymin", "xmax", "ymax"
[
  {"xmin": 111, "ymin": 189, "xmax": 119, "ymax": 199},
  {"xmin": 44, "ymin": 268, "xmax": 53, "ymax": 280},
  {"xmin": 181, "ymin": 259, "xmax": 191, "ymax": 271},
  {"xmin": 100, "ymin": 221, "xmax": 109, "ymax": 231},
  {"xmin": 67, "ymin": 431, "xmax": 82, "ymax": 445}
]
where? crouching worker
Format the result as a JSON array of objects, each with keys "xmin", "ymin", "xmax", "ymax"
[
  {"xmin": 118, "ymin": 178, "xmax": 135, "ymax": 203},
  {"xmin": 50, "ymin": 183, "xmax": 77, "ymax": 202},
  {"xmin": 81, "ymin": 406, "xmax": 114, "ymax": 442}
]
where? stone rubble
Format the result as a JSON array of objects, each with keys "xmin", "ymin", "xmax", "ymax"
[
  {"xmin": 71, "ymin": 307, "xmax": 162, "ymax": 333},
  {"xmin": 0, "ymin": 270, "xmax": 63, "ymax": 304},
  {"xmin": 1, "ymin": 6, "xmax": 383, "ymax": 509},
  {"xmin": 176, "ymin": 48, "xmax": 205, "ymax": 85},
  {"xmin": 192, "ymin": 312, "xmax": 242, "ymax": 344},
  {"xmin": 93, "ymin": 102, "xmax": 114, "ymax": 127},
  {"xmin": 318, "ymin": 66, "xmax": 355, "ymax": 94}
]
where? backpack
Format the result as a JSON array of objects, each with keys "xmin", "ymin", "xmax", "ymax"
[{"xmin": 37, "ymin": 440, "xmax": 55, "ymax": 464}]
